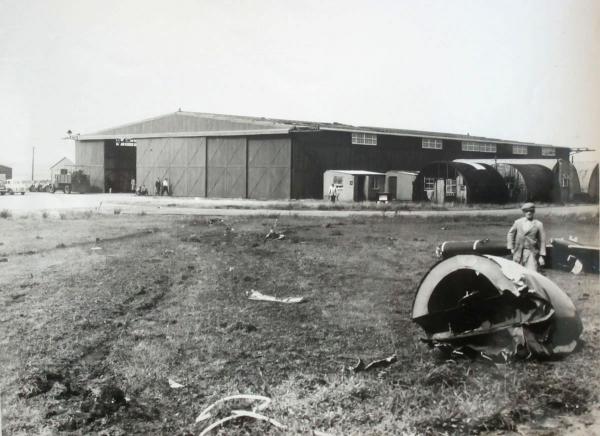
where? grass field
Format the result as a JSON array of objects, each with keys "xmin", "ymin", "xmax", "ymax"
[{"xmin": 0, "ymin": 211, "xmax": 598, "ymax": 435}]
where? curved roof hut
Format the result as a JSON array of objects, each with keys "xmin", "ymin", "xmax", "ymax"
[
  {"xmin": 552, "ymin": 159, "xmax": 581, "ymax": 202},
  {"xmin": 414, "ymin": 161, "xmax": 509, "ymax": 204},
  {"xmin": 455, "ymin": 158, "xmax": 581, "ymax": 202},
  {"xmin": 454, "ymin": 161, "xmax": 553, "ymax": 203},
  {"xmin": 574, "ymin": 162, "xmax": 599, "ymax": 202}
]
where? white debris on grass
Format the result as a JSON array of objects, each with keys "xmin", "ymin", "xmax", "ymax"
[
  {"xmin": 168, "ymin": 379, "xmax": 185, "ymax": 389},
  {"xmin": 247, "ymin": 289, "xmax": 304, "ymax": 304}
]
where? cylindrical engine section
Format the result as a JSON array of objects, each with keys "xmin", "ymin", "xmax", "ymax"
[{"xmin": 412, "ymin": 255, "xmax": 582, "ymax": 357}]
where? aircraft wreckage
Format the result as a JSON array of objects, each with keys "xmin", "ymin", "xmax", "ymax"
[{"xmin": 412, "ymin": 255, "xmax": 583, "ymax": 360}]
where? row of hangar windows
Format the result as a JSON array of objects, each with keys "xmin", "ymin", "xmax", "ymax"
[{"xmin": 350, "ymin": 133, "xmax": 556, "ymax": 156}]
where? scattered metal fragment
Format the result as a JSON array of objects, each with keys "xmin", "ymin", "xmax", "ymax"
[
  {"xmin": 247, "ymin": 289, "xmax": 304, "ymax": 304},
  {"xmin": 195, "ymin": 394, "xmax": 284, "ymax": 435},
  {"xmin": 265, "ymin": 229, "xmax": 285, "ymax": 240},
  {"xmin": 168, "ymin": 379, "xmax": 185, "ymax": 389},
  {"xmin": 195, "ymin": 394, "xmax": 271, "ymax": 423},
  {"xmin": 364, "ymin": 354, "xmax": 397, "ymax": 371},
  {"xmin": 352, "ymin": 355, "xmax": 397, "ymax": 372},
  {"xmin": 90, "ymin": 246, "xmax": 102, "ymax": 251},
  {"xmin": 265, "ymin": 219, "xmax": 285, "ymax": 241},
  {"xmin": 198, "ymin": 410, "xmax": 286, "ymax": 436},
  {"xmin": 412, "ymin": 255, "xmax": 583, "ymax": 360}
]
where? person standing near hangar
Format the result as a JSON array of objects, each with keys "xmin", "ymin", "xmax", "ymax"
[{"xmin": 507, "ymin": 202, "xmax": 547, "ymax": 271}]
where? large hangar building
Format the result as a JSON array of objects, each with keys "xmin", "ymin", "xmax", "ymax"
[{"xmin": 74, "ymin": 111, "xmax": 571, "ymax": 199}]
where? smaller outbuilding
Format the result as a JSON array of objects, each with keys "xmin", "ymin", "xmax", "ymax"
[
  {"xmin": 385, "ymin": 170, "xmax": 418, "ymax": 201},
  {"xmin": 323, "ymin": 170, "xmax": 386, "ymax": 202},
  {"xmin": 50, "ymin": 157, "xmax": 75, "ymax": 180},
  {"xmin": 414, "ymin": 161, "xmax": 509, "ymax": 204}
]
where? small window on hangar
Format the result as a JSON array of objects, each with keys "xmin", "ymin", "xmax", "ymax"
[
  {"xmin": 351, "ymin": 132, "xmax": 377, "ymax": 145},
  {"xmin": 422, "ymin": 138, "xmax": 442, "ymax": 150}
]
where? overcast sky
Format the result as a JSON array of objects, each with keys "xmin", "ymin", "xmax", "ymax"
[{"xmin": 1, "ymin": 0, "xmax": 599, "ymax": 179}]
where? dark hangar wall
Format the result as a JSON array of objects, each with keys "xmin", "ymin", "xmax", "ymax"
[{"xmin": 290, "ymin": 130, "xmax": 570, "ymax": 199}]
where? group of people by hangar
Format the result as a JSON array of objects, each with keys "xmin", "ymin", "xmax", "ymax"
[{"xmin": 133, "ymin": 177, "xmax": 171, "ymax": 196}]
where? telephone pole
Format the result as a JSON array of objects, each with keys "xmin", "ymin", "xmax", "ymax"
[{"xmin": 31, "ymin": 146, "xmax": 35, "ymax": 180}]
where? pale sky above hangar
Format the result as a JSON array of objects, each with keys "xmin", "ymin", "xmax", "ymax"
[{"xmin": 1, "ymin": 0, "xmax": 598, "ymax": 179}]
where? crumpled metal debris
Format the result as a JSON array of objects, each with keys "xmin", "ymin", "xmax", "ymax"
[
  {"xmin": 247, "ymin": 289, "xmax": 304, "ymax": 304},
  {"xmin": 412, "ymin": 255, "xmax": 582, "ymax": 360},
  {"xmin": 352, "ymin": 354, "xmax": 397, "ymax": 372},
  {"xmin": 265, "ymin": 229, "xmax": 285, "ymax": 240}
]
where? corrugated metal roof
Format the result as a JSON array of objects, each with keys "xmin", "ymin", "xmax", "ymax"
[{"xmin": 79, "ymin": 111, "xmax": 568, "ymax": 149}]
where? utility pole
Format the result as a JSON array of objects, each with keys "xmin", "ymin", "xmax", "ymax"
[{"xmin": 31, "ymin": 146, "xmax": 35, "ymax": 180}]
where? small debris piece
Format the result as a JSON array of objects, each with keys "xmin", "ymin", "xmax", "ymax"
[
  {"xmin": 90, "ymin": 246, "xmax": 102, "ymax": 251},
  {"xmin": 265, "ymin": 229, "xmax": 285, "ymax": 240},
  {"xmin": 351, "ymin": 359, "xmax": 365, "ymax": 372},
  {"xmin": 353, "ymin": 355, "xmax": 397, "ymax": 372},
  {"xmin": 247, "ymin": 289, "xmax": 304, "ymax": 304},
  {"xmin": 163, "ymin": 249, "xmax": 175, "ymax": 255},
  {"xmin": 168, "ymin": 378, "xmax": 185, "ymax": 389},
  {"xmin": 198, "ymin": 410, "xmax": 286, "ymax": 436},
  {"xmin": 195, "ymin": 394, "xmax": 271, "ymax": 423},
  {"xmin": 364, "ymin": 354, "xmax": 397, "ymax": 371},
  {"xmin": 208, "ymin": 218, "xmax": 224, "ymax": 225}
]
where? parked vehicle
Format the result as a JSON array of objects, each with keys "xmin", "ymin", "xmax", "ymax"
[
  {"xmin": 6, "ymin": 179, "xmax": 26, "ymax": 195},
  {"xmin": 50, "ymin": 173, "xmax": 72, "ymax": 193},
  {"xmin": 0, "ymin": 176, "xmax": 6, "ymax": 195}
]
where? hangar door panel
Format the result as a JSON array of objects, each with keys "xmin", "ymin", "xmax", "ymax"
[
  {"xmin": 247, "ymin": 138, "xmax": 291, "ymax": 199},
  {"xmin": 186, "ymin": 138, "xmax": 206, "ymax": 197},
  {"xmin": 137, "ymin": 137, "xmax": 206, "ymax": 196},
  {"xmin": 137, "ymin": 139, "xmax": 167, "ymax": 190},
  {"xmin": 207, "ymin": 137, "xmax": 246, "ymax": 198}
]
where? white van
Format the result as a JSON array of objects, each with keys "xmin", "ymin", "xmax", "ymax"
[{"xmin": 5, "ymin": 179, "xmax": 26, "ymax": 195}]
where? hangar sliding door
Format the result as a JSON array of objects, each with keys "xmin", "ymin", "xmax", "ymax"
[
  {"xmin": 137, "ymin": 137, "xmax": 206, "ymax": 196},
  {"xmin": 247, "ymin": 137, "xmax": 291, "ymax": 199},
  {"xmin": 207, "ymin": 137, "xmax": 246, "ymax": 198}
]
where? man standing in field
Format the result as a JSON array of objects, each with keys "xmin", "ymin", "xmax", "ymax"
[{"xmin": 507, "ymin": 202, "xmax": 546, "ymax": 271}]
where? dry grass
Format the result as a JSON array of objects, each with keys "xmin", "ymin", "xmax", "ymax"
[{"xmin": 0, "ymin": 213, "xmax": 598, "ymax": 435}]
